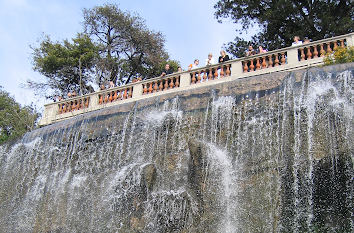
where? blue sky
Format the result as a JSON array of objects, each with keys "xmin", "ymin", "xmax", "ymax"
[{"xmin": 0, "ymin": 0, "xmax": 256, "ymax": 110}]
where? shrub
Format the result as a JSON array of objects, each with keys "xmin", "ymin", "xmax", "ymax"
[{"xmin": 324, "ymin": 46, "xmax": 354, "ymax": 65}]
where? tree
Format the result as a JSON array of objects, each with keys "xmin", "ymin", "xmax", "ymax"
[
  {"xmin": 83, "ymin": 4, "xmax": 170, "ymax": 85},
  {"xmin": 214, "ymin": 0, "xmax": 354, "ymax": 58},
  {"xmin": 28, "ymin": 33, "xmax": 98, "ymax": 99},
  {"xmin": 0, "ymin": 87, "xmax": 39, "ymax": 144}
]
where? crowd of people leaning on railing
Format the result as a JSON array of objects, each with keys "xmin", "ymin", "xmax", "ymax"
[{"xmin": 54, "ymin": 35, "xmax": 312, "ymax": 102}]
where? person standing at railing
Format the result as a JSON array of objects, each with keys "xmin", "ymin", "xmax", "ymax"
[
  {"xmin": 100, "ymin": 84, "xmax": 106, "ymax": 91},
  {"xmin": 245, "ymin": 45, "xmax": 256, "ymax": 56},
  {"xmin": 258, "ymin": 46, "xmax": 268, "ymax": 54},
  {"xmin": 188, "ymin": 59, "xmax": 200, "ymax": 70},
  {"xmin": 205, "ymin": 53, "xmax": 216, "ymax": 66},
  {"xmin": 109, "ymin": 81, "xmax": 115, "ymax": 88},
  {"xmin": 303, "ymin": 37, "xmax": 311, "ymax": 44},
  {"xmin": 218, "ymin": 50, "xmax": 230, "ymax": 63},
  {"xmin": 291, "ymin": 36, "xmax": 303, "ymax": 46},
  {"xmin": 160, "ymin": 63, "xmax": 173, "ymax": 78}
]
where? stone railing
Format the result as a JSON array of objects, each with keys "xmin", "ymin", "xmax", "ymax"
[{"xmin": 39, "ymin": 32, "xmax": 354, "ymax": 126}]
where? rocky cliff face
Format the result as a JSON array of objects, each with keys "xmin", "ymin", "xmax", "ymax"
[{"xmin": 0, "ymin": 64, "xmax": 353, "ymax": 232}]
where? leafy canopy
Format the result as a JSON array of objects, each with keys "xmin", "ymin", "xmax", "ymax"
[
  {"xmin": 214, "ymin": 0, "xmax": 354, "ymax": 58},
  {"xmin": 29, "ymin": 33, "xmax": 98, "ymax": 98},
  {"xmin": 0, "ymin": 87, "xmax": 39, "ymax": 144},
  {"xmin": 83, "ymin": 3, "xmax": 170, "ymax": 85},
  {"xmin": 28, "ymin": 4, "xmax": 176, "ymax": 99}
]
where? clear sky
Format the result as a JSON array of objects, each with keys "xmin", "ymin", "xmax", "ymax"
[{"xmin": 0, "ymin": 0, "xmax": 255, "ymax": 111}]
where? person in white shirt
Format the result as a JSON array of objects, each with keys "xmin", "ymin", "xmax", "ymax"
[
  {"xmin": 188, "ymin": 59, "xmax": 200, "ymax": 70},
  {"xmin": 291, "ymin": 36, "xmax": 303, "ymax": 46},
  {"xmin": 205, "ymin": 53, "xmax": 215, "ymax": 66}
]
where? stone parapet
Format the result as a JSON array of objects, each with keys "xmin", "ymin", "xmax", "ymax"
[{"xmin": 39, "ymin": 32, "xmax": 354, "ymax": 126}]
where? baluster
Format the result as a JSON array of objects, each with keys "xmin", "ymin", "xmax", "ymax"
[
  {"xmin": 104, "ymin": 94, "xmax": 108, "ymax": 103},
  {"xmin": 280, "ymin": 53, "xmax": 285, "ymax": 64},
  {"xmin": 99, "ymin": 95, "xmax": 102, "ymax": 104},
  {"xmin": 123, "ymin": 88, "xmax": 128, "ymax": 99},
  {"xmin": 208, "ymin": 69, "xmax": 213, "ymax": 79},
  {"xmin": 300, "ymin": 48, "xmax": 305, "ymax": 61},
  {"xmin": 169, "ymin": 78, "xmax": 174, "ymax": 89},
  {"xmin": 214, "ymin": 67, "xmax": 218, "ymax": 79},
  {"xmin": 226, "ymin": 64, "xmax": 231, "ymax": 76},
  {"xmin": 58, "ymin": 104, "xmax": 62, "ymax": 114},
  {"xmin": 143, "ymin": 84, "xmax": 148, "ymax": 95},
  {"xmin": 109, "ymin": 92, "xmax": 113, "ymax": 102},
  {"xmin": 306, "ymin": 47, "xmax": 312, "ymax": 60},
  {"xmin": 85, "ymin": 98, "xmax": 89, "ymax": 108},
  {"xmin": 203, "ymin": 71, "xmax": 207, "ymax": 81},
  {"xmin": 164, "ymin": 79, "xmax": 169, "ymax": 90},
  {"xmin": 340, "ymin": 39, "xmax": 345, "ymax": 48},
  {"xmin": 129, "ymin": 87, "xmax": 133, "ymax": 98},
  {"xmin": 268, "ymin": 55, "xmax": 273, "ymax": 67},
  {"xmin": 197, "ymin": 71, "xmax": 202, "ymax": 83},
  {"xmin": 72, "ymin": 100, "xmax": 76, "ymax": 110},
  {"xmin": 191, "ymin": 72, "xmax": 196, "ymax": 84},
  {"xmin": 313, "ymin": 45, "xmax": 318, "ymax": 58},
  {"xmin": 333, "ymin": 40, "xmax": 338, "ymax": 50},
  {"xmin": 63, "ymin": 103, "xmax": 67, "ymax": 113},
  {"xmin": 273, "ymin": 54, "xmax": 279, "ymax": 66},
  {"xmin": 326, "ymin": 42, "xmax": 332, "ymax": 53},
  {"xmin": 113, "ymin": 90, "xmax": 117, "ymax": 101},
  {"xmin": 249, "ymin": 59, "xmax": 255, "ymax": 71},
  {"xmin": 220, "ymin": 66, "xmax": 224, "ymax": 77},
  {"xmin": 154, "ymin": 81, "xmax": 158, "ymax": 92},
  {"xmin": 76, "ymin": 100, "xmax": 80, "ymax": 110},
  {"xmin": 243, "ymin": 61, "xmax": 248, "ymax": 72},
  {"xmin": 148, "ymin": 82, "xmax": 153, "ymax": 93},
  {"xmin": 320, "ymin": 44, "xmax": 325, "ymax": 57},
  {"xmin": 159, "ymin": 80, "xmax": 163, "ymax": 91},
  {"xmin": 117, "ymin": 90, "xmax": 122, "ymax": 100},
  {"xmin": 175, "ymin": 76, "xmax": 180, "ymax": 87},
  {"xmin": 255, "ymin": 58, "xmax": 260, "ymax": 70},
  {"xmin": 262, "ymin": 57, "xmax": 267, "ymax": 68}
]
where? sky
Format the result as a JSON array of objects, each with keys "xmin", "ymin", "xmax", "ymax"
[{"xmin": 0, "ymin": 0, "xmax": 256, "ymax": 111}]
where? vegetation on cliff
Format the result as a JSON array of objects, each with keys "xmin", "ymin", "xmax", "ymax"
[
  {"xmin": 27, "ymin": 4, "xmax": 178, "ymax": 99},
  {"xmin": 0, "ymin": 87, "xmax": 39, "ymax": 144},
  {"xmin": 214, "ymin": 0, "xmax": 354, "ymax": 57},
  {"xmin": 324, "ymin": 46, "xmax": 354, "ymax": 65}
]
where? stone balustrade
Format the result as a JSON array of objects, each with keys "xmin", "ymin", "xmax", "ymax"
[
  {"xmin": 190, "ymin": 63, "xmax": 232, "ymax": 84},
  {"xmin": 98, "ymin": 86, "xmax": 133, "ymax": 105},
  {"xmin": 58, "ymin": 96, "xmax": 90, "ymax": 114},
  {"xmin": 142, "ymin": 74, "xmax": 180, "ymax": 95},
  {"xmin": 297, "ymin": 38, "xmax": 346, "ymax": 61},
  {"xmin": 39, "ymin": 32, "xmax": 354, "ymax": 126},
  {"xmin": 243, "ymin": 50, "xmax": 287, "ymax": 73}
]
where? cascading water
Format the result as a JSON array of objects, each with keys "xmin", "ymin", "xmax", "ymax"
[{"xmin": 0, "ymin": 65, "xmax": 353, "ymax": 232}]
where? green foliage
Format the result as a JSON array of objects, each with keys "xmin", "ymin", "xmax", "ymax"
[
  {"xmin": 83, "ymin": 3, "xmax": 170, "ymax": 85},
  {"xmin": 324, "ymin": 46, "xmax": 354, "ymax": 65},
  {"xmin": 28, "ymin": 4, "xmax": 175, "ymax": 98},
  {"xmin": 158, "ymin": 60, "xmax": 181, "ymax": 73},
  {"xmin": 0, "ymin": 87, "xmax": 39, "ymax": 144},
  {"xmin": 29, "ymin": 33, "xmax": 98, "ymax": 98},
  {"xmin": 214, "ymin": 0, "xmax": 354, "ymax": 58}
]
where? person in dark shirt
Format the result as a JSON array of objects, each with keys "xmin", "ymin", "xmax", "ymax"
[
  {"xmin": 160, "ymin": 64, "xmax": 173, "ymax": 77},
  {"xmin": 245, "ymin": 45, "xmax": 256, "ymax": 56},
  {"xmin": 218, "ymin": 50, "xmax": 230, "ymax": 63}
]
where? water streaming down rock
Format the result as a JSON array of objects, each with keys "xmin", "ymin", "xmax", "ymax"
[{"xmin": 0, "ymin": 64, "xmax": 353, "ymax": 232}]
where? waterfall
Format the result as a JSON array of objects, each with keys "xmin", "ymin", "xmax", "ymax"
[{"xmin": 0, "ymin": 65, "xmax": 353, "ymax": 232}]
